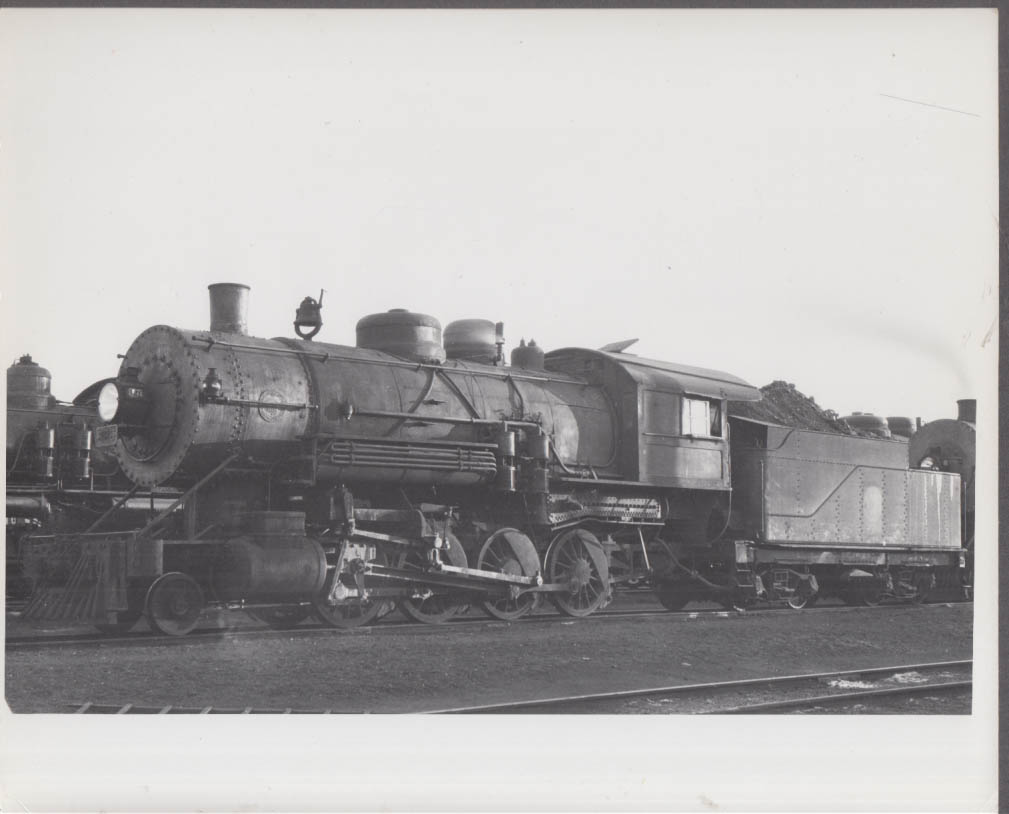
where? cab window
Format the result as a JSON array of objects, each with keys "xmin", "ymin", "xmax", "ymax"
[{"xmin": 681, "ymin": 397, "xmax": 722, "ymax": 437}]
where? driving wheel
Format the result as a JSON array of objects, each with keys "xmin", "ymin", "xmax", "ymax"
[
  {"xmin": 477, "ymin": 528, "xmax": 541, "ymax": 621},
  {"xmin": 398, "ymin": 532, "xmax": 469, "ymax": 624},
  {"xmin": 313, "ymin": 549, "xmax": 386, "ymax": 629},
  {"xmin": 545, "ymin": 529, "xmax": 609, "ymax": 618}
]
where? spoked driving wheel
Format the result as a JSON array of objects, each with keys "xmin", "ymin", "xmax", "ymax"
[
  {"xmin": 398, "ymin": 532, "xmax": 470, "ymax": 624},
  {"xmin": 145, "ymin": 572, "xmax": 204, "ymax": 637},
  {"xmin": 313, "ymin": 596, "xmax": 384, "ymax": 629},
  {"xmin": 477, "ymin": 528, "xmax": 541, "ymax": 621},
  {"xmin": 313, "ymin": 549, "xmax": 386, "ymax": 629},
  {"xmin": 545, "ymin": 529, "xmax": 610, "ymax": 618}
]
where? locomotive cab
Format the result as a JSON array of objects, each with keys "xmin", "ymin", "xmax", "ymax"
[{"xmin": 544, "ymin": 348, "xmax": 761, "ymax": 489}]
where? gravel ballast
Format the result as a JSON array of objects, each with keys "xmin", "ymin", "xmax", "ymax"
[{"xmin": 5, "ymin": 603, "xmax": 972, "ymax": 713}]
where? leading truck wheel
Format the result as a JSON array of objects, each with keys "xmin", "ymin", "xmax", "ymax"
[
  {"xmin": 545, "ymin": 529, "xmax": 610, "ymax": 618},
  {"xmin": 145, "ymin": 572, "xmax": 204, "ymax": 636}
]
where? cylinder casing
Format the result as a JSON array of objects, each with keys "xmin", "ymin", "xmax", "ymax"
[{"xmin": 211, "ymin": 514, "xmax": 325, "ymax": 601}]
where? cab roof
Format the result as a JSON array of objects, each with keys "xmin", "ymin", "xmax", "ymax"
[{"xmin": 546, "ymin": 348, "xmax": 762, "ymax": 402}]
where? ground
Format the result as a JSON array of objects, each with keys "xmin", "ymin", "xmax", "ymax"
[{"xmin": 4, "ymin": 600, "xmax": 972, "ymax": 713}]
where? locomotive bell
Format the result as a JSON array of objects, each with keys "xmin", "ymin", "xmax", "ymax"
[{"xmin": 294, "ymin": 290, "xmax": 324, "ymax": 340}]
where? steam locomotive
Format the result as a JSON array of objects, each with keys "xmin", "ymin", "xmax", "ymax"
[
  {"xmin": 5, "ymin": 356, "xmax": 179, "ymax": 598},
  {"xmin": 908, "ymin": 400, "xmax": 976, "ymax": 597},
  {"xmin": 18, "ymin": 284, "xmax": 967, "ymax": 635}
]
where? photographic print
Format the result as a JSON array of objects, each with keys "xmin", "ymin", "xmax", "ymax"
[{"xmin": 0, "ymin": 8, "xmax": 998, "ymax": 811}]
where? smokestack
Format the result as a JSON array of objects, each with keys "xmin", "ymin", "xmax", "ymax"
[
  {"xmin": 208, "ymin": 283, "xmax": 250, "ymax": 335},
  {"xmin": 956, "ymin": 398, "xmax": 976, "ymax": 424}
]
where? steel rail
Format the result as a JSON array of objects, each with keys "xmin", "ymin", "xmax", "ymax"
[
  {"xmin": 709, "ymin": 680, "xmax": 972, "ymax": 714},
  {"xmin": 422, "ymin": 660, "xmax": 973, "ymax": 714},
  {"xmin": 5, "ymin": 606, "xmax": 705, "ymax": 649},
  {"xmin": 62, "ymin": 661, "xmax": 971, "ymax": 715},
  {"xmin": 5, "ymin": 601, "xmax": 972, "ymax": 651}
]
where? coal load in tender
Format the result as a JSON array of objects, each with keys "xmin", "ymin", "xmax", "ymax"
[{"xmin": 728, "ymin": 380, "xmax": 862, "ymax": 435}]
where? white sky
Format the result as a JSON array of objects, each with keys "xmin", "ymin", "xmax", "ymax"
[
  {"xmin": 0, "ymin": 11, "xmax": 1000, "ymax": 811},
  {"xmin": 0, "ymin": 9, "xmax": 998, "ymax": 423}
]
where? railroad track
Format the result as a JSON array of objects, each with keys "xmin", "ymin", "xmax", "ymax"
[
  {"xmin": 62, "ymin": 660, "xmax": 972, "ymax": 714},
  {"xmin": 2, "ymin": 605, "xmax": 758, "ymax": 649},
  {"xmin": 423, "ymin": 659, "xmax": 974, "ymax": 714},
  {"xmin": 6, "ymin": 600, "xmax": 971, "ymax": 651}
]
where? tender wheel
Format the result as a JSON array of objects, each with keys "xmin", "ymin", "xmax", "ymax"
[
  {"xmin": 94, "ymin": 610, "xmax": 142, "ymax": 635},
  {"xmin": 145, "ymin": 572, "xmax": 204, "ymax": 637},
  {"xmin": 477, "ymin": 528, "xmax": 541, "ymax": 621},
  {"xmin": 250, "ymin": 606, "xmax": 311, "ymax": 629},
  {"xmin": 398, "ymin": 532, "xmax": 469, "ymax": 625},
  {"xmin": 545, "ymin": 529, "xmax": 610, "ymax": 618},
  {"xmin": 655, "ymin": 583, "xmax": 690, "ymax": 611}
]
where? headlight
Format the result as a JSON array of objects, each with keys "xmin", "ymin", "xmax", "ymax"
[
  {"xmin": 97, "ymin": 382, "xmax": 120, "ymax": 422},
  {"xmin": 96, "ymin": 367, "xmax": 150, "ymax": 426}
]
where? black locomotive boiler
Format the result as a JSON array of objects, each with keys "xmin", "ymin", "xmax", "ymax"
[{"xmin": 19, "ymin": 284, "xmax": 967, "ymax": 634}]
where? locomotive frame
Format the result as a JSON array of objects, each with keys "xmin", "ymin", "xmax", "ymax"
[{"xmin": 18, "ymin": 284, "xmax": 969, "ymax": 635}]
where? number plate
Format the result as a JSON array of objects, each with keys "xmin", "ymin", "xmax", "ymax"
[{"xmin": 95, "ymin": 424, "xmax": 119, "ymax": 448}]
